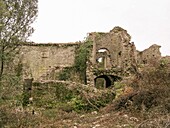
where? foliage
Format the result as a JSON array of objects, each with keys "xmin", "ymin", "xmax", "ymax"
[
  {"xmin": 0, "ymin": 108, "xmax": 39, "ymax": 127},
  {"xmin": 110, "ymin": 66, "xmax": 170, "ymax": 113},
  {"xmin": 32, "ymin": 82, "xmax": 115, "ymax": 113},
  {"xmin": 32, "ymin": 82, "xmax": 76, "ymax": 109},
  {"xmin": 0, "ymin": 0, "xmax": 38, "ymax": 79},
  {"xmin": 58, "ymin": 67, "xmax": 73, "ymax": 81},
  {"xmin": 74, "ymin": 39, "xmax": 93, "ymax": 84},
  {"xmin": 0, "ymin": 74, "xmax": 22, "ymax": 101},
  {"xmin": 52, "ymin": 40, "xmax": 93, "ymax": 83},
  {"xmin": 132, "ymin": 67, "xmax": 170, "ymax": 112},
  {"xmin": 95, "ymin": 78, "xmax": 105, "ymax": 89},
  {"xmin": 114, "ymin": 82, "xmax": 126, "ymax": 98},
  {"xmin": 0, "ymin": 1, "xmax": 38, "ymax": 126}
]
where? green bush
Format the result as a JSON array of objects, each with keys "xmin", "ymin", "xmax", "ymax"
[{"xmin": 32, "ymin": 82, "xmax": 116, "ymax": 113}]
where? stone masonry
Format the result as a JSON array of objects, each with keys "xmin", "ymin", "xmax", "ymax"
[
  {"xmin": 20, "ymin": 26, "xmax": 165, "ymax": 87},
  {"xmin": 20, "ymin": 43, "xmax": 80, "ymax": 80}
]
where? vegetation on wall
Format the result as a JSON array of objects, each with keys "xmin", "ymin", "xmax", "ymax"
[
  {"xmin": 74, "ymin": 39, "xmax": 93, "ymax": 84},
  {"xmin": 0, "ymin": 1, "xmax": 169, "ymax": 126},
  {"xmin": 58, "ymin": 67, "xmax": 74, "ymax": 81}
]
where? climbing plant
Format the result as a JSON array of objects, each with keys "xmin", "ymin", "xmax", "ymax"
[
  {"xmin": 58, "ymin": 67, "xmax": 73, "ymax": 81},
  {"xmin": 74, "ymin": 39, "xmax": 93, "ymax": 84}
]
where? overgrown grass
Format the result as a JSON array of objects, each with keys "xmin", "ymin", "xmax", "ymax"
[{"xmin": 32, "ymin": 82, "xmax": 115, "ymax": 113}]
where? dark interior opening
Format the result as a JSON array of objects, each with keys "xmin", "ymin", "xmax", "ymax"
[{"xmin": 94, "ymin": 75, "xmax": 121, "ymax": 89}]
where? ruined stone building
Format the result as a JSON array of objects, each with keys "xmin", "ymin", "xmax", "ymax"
[{"xmin": 20, "ymin": 26, "xmax": 165, "ymax": 88}]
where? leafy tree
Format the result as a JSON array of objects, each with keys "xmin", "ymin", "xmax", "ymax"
[{"xmin": 0, "ymin": 0, "xmax": 38, "ymax": 80}]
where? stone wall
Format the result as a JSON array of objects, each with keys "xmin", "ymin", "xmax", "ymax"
[
  {"xmin": 86, "ymin": 27, "xmax": 138, "ymax": 87},
  {"xmin": 160, "ymin": 56, "xmax": 170, "ymax": 71},
  {"xmin": 20, "ymin": 43, "xmax": 79, "ymax": 80},
  {"xmin": 86, "ymin": 27, "xmax": 162, "ymax": 87},
  {"xmin": 88, "ymin": 27, "xmax": 137, "ymax": 72},
  {"xmin": 19, "ymin": 26, "xmax": 164, "ymax": 87},
  {"xmin": 137, "ymin": 44, "xmax": 161, "ymax": 66}
]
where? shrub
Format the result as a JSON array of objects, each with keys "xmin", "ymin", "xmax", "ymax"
[
  {"xmin": 110, "ymin": 66, "xmax": 170, "ymax": 113},
  {"xmin": 135, "ymin": 67, "xmax": 170, "ymax": 112}
]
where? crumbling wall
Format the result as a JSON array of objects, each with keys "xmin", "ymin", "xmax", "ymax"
[
  {"xmin": 86, "ymin": 27, "xmax": 164, "ymax": 87},
  {"xmin": 19, "ymin": 26, "xmax": 164, "ymax": 87},
  {"xmin": 160, "ymin": 56, "xmax": 170, "ymax": 71},
  {"xmin": 137, "ymin": 44, "xmax": 161, "ymax": 66},
  {"xmin": 20, "ymin": 43, "xmax": 79, "ymax": 80},
  {"xmin": 88, "ymin": 27, "xmax": 137, "ymax": 72},
  {"xmin": 86, "ymin": 27, "xmax": 138, "ymax": 87}
]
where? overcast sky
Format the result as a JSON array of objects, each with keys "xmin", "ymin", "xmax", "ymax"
[{"xmin": 30, "ymin": 0, "xmax": 170, "ymax": 56}]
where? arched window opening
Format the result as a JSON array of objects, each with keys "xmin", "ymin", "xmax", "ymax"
[
  {"xmin": 98, "ymin": 49, "xmax": 107, "ymax": 53},
  {"xmin": 97, "ymin": 57, "xmax": 105, "ymax": 69},
  {"xmin": 96, "ymin": 48, "xmax": 112, "ymax": 69},
  {"xmin": 97, "ymin": 57, "xmax": 103, "ymax": 63}
]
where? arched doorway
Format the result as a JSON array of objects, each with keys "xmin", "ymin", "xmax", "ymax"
[{"xmin": 94, "ymin": 75, "xmax": 121, "ymax": 89}]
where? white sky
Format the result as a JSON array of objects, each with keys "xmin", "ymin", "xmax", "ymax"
[{"xmin": 30, "ymin": 0, "xmax": 170, "ymax": 56}]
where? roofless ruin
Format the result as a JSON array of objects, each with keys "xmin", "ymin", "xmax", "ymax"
[{"xmin": 20, "ymin": 26, "xmax": 168, "ymax": 88}]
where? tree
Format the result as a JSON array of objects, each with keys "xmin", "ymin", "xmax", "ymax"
[{"xmin": 0, "ymin": 0, "xmax": 38, "ymax": 80}]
